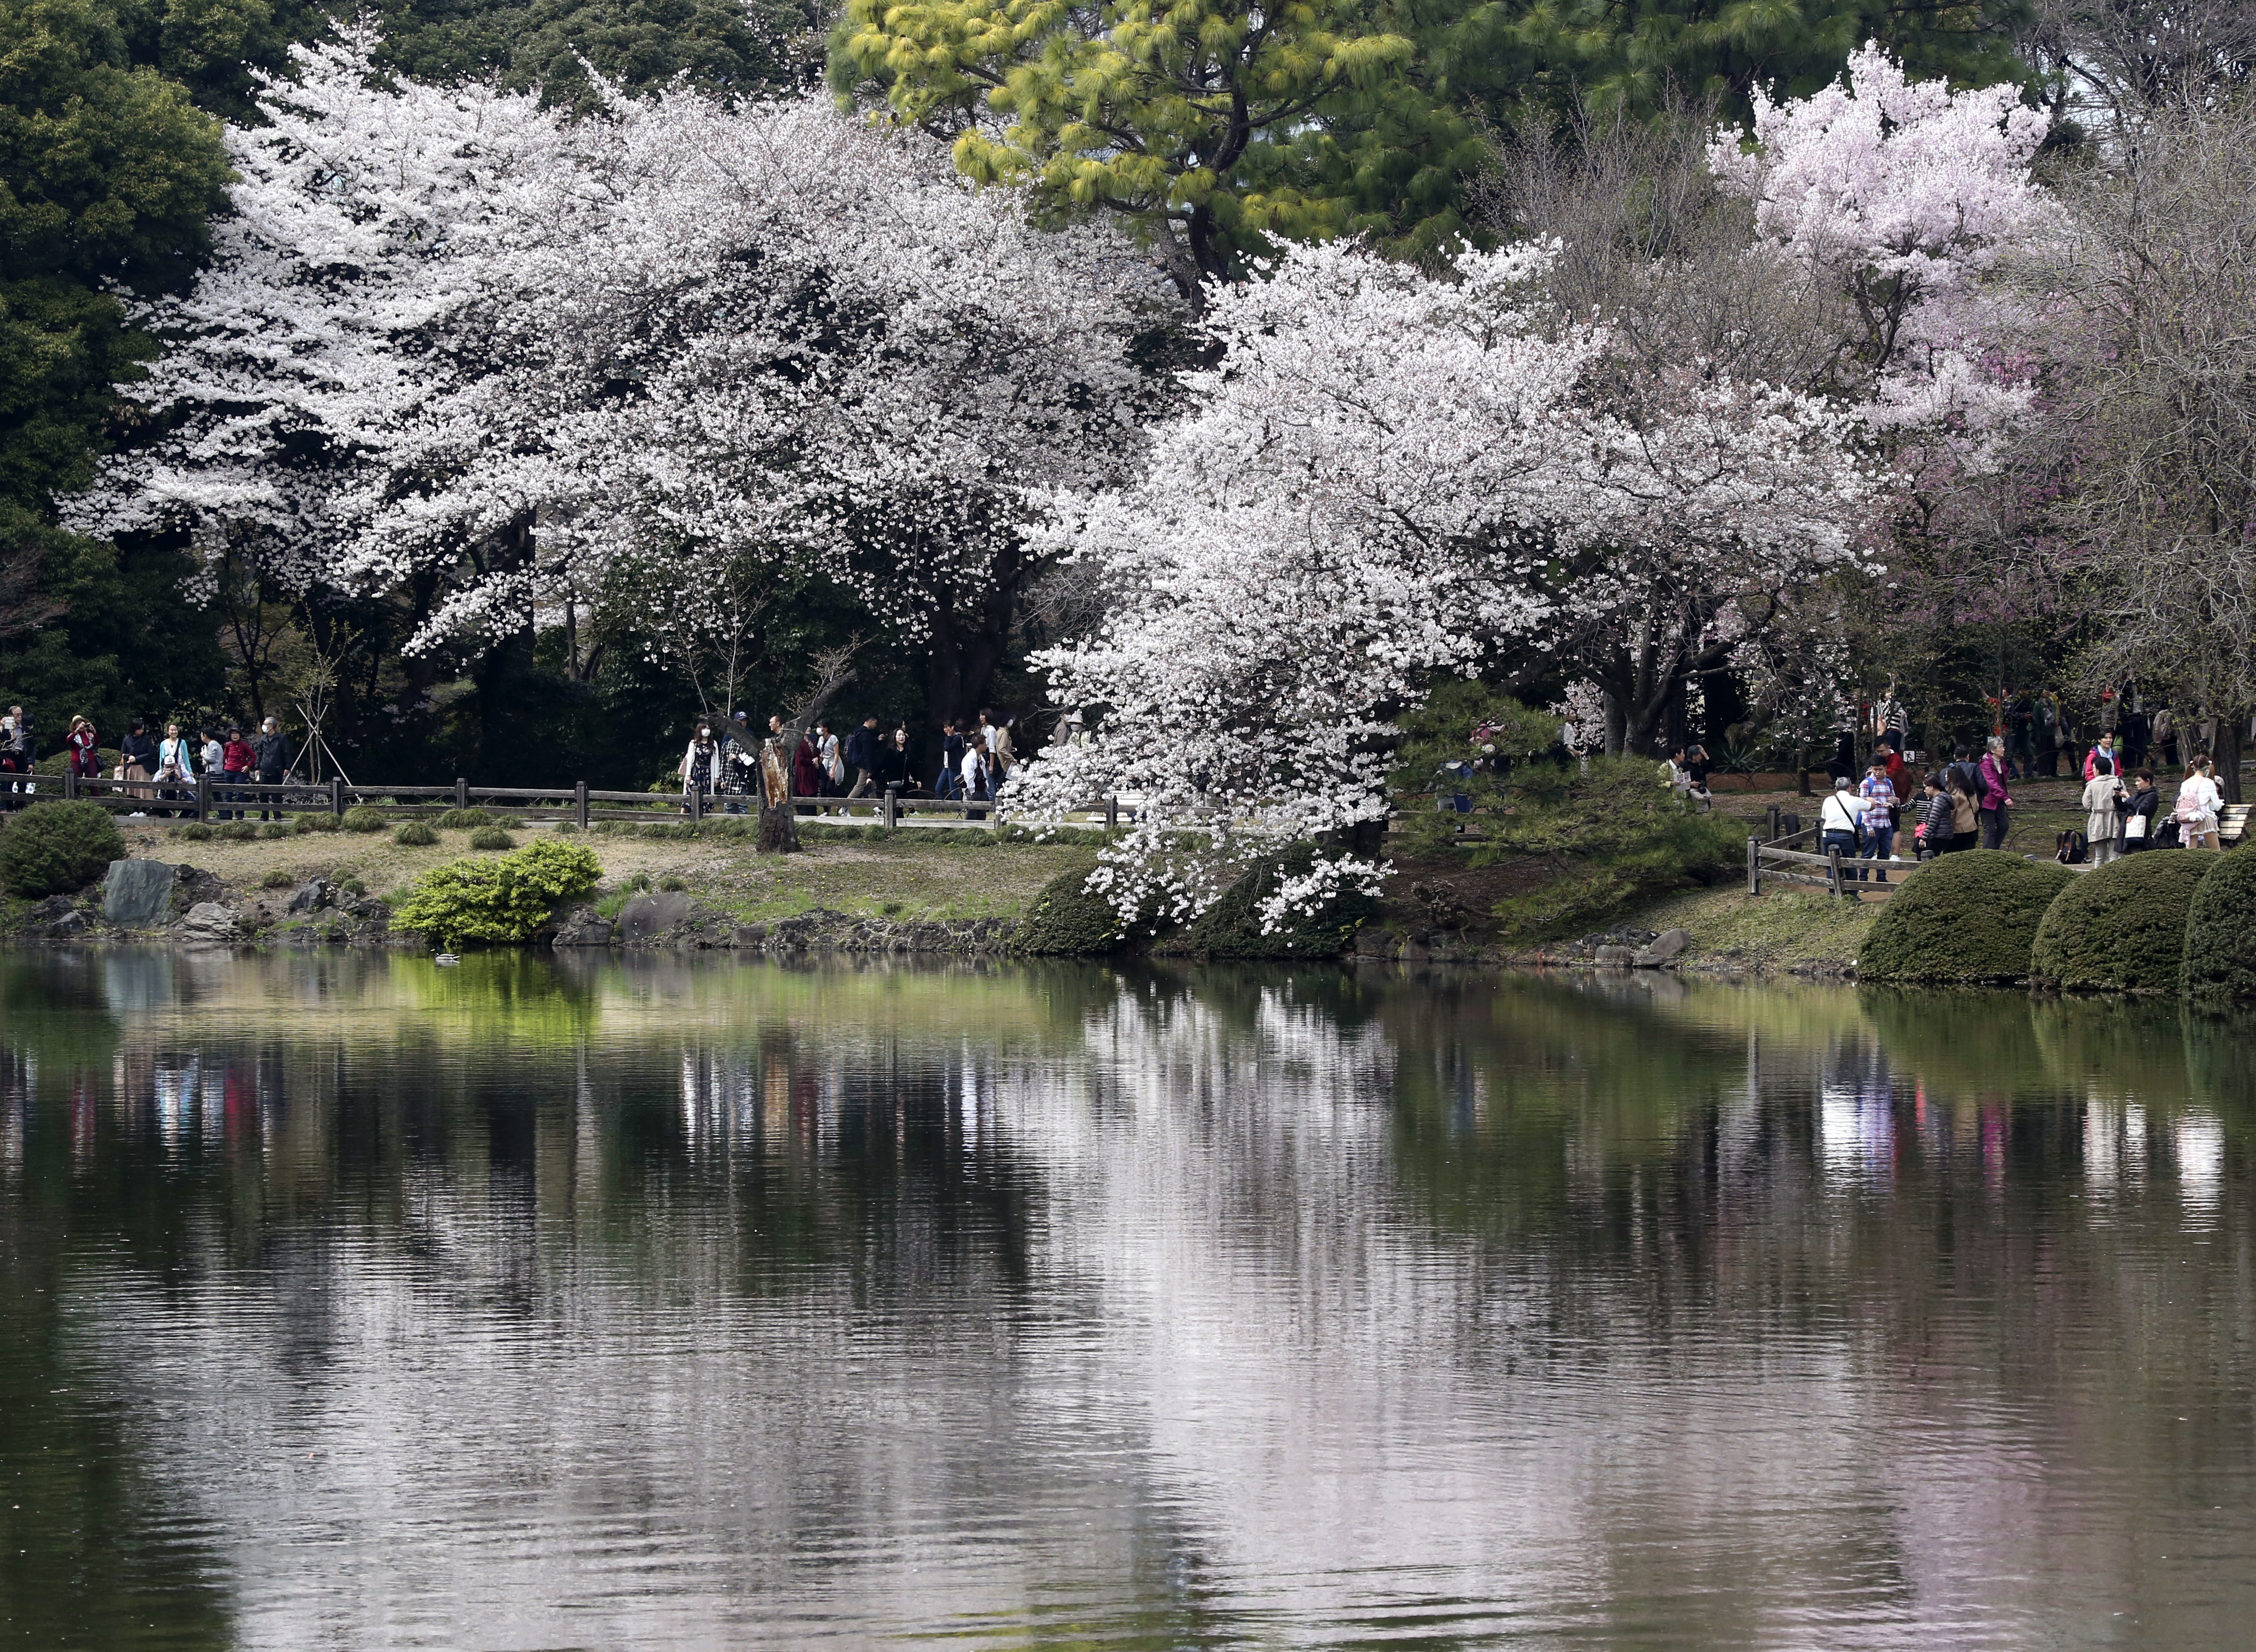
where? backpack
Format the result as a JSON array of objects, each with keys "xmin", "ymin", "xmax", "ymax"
[
  {"xmin": 2056, "ymin": 829, "xmax": 2087, "ymax": 865},
  {"xmin": 2154, "ymin": 817, "xmax": 2183, "ymax": 849}
]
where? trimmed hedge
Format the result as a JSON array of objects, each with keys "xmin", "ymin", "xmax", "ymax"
[
  {"xmin": 0, "ymin": 801, "xmax": 125, "ymax": 898},
  {"xmin": 2030, "ymin": 849, "xmax": 2215, "ymax": 991},
  {"xmin": 1185, "ymin": 845, "xmax": 1376, "ymax": 959},
  {"xmin": 1013, "ymin": 867, "xmax": 1123, "ymax": 956},
  {"xmin": 1858, "ymin": 850, "xmax": 2074, "ymax": 983},
  {"xmin": 2181, "ymin": 847, "xmax": 2256, "ymax": 998}
]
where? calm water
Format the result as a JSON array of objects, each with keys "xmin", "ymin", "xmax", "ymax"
[{"xmin": 1, "ymin": 951, "xmax": 2251, "ymax": 1650}]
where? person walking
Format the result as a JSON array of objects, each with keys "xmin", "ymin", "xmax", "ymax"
[
  {"xmin": 2121, "ymin": 769, "xmax": 2160, "ymax": 853},
  {"xmin": 2151, "ymin": 706, "xmax": 2177, "ymax": 769},
  {"xmin": 881, "ymin": 725, "xmax": 914, "ymax": 793},
  {"xmin": 816, "ymin": 722, "xmax": 843, "ymax": 800},
  {"xmin": 2177, "ymin": 757, "xmax": 2223, "ymax": 850},
  {"xmin": 2005, "ymin": 689, "xmax": 2034, "ymax": 779},
  {"xmin": 720, "ymin": 711, "xmax": 755, "ymax": 815},
  {"xmin": 2082, "ymin": 766, "xmax": 2126, "ymax": 866},
  {"xmin": 959, "ymin": 737, "xmax": 989, "ymax": 818},
  {"xmin": 933, "ymin": 719, "xmax": 962, "ymax": 799},
  {"xmin": 1858, "ymin": 758, "xmax": 1899, "ymax": 881},
  {"xmin": 1820, "ymin": 776, "xmax": 1866, "ymax": 883},
  {"xmin": 844, "ymin": 715, "xmax": 882, "ymax": 801},
  {"xmin": 1914, "ymin": 773, "xmax": 1953, "ymax": 861},
  {"xmin": 221, "ymin": 727, "xmax": 256, "ymax": 822},
  {"xmin": 1976, "ymin": 736, "xmax": 2013, "ymax": 849},
  {"xmin": 119, "ymin": 717, "xmax": 157, "ymax": 814},
  {"xmin": 1947, "ymin": 769, "xmax": 1980, "ymax": 854},
  {"xmin": 253, "ymin": 716, "xmax": 290, "ymax": 819},
  {"xmin": 2, "ymin": 706, "xmax": 33, "ymax": 808},
  {"xmin": 2034, "ymin": 691, "xmax": 2060, "ymax": 777}
]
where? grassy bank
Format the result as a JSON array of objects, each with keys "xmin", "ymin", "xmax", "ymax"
[{"xmin": 107, "ymin": 817, "xmax": 1095, "ymax": 925}]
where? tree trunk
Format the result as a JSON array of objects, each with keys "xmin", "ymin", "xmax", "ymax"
[
  {"xmin": 757, "ymin": 799, "xmax": 800, "ymax": 854},
  {"xmin": 2217, "ymin": 714, "xmax": 2245, "ymax": 805}
]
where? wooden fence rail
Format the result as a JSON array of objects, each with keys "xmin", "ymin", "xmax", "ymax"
[{"xmin": 11, "ymin": 770, "xmax": 1120, "ymax": 833}]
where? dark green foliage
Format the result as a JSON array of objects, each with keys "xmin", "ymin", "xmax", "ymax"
[
  {"xmin": 1185, "ymin": 845, "xmax": 1376, "ymax": 958},
  {"xmin": 1859, "ymin": 850, "xmax": 2073, "ymax": 983},
  {"xmin": 394, "ymin": 820, "xmax": 440, "ymax": 847},
  {"xmin": 169, "ymin": 821, "xmax": 211, "ymax": 841},
  {"xmin": 656, "ymin": 875, "xmax": 686, "ymax": 892},
  {"xmin": 438, "ymin": 806, "xmax": 494, "ymax": 829},
  {"xmin": 260, "ymin": 868, "xmax": 292, "ymax": 889},
  {"xmin": 2180, "ymin": 848, "xmax": 2256, "ymax": 999},
  {"xmin": 293, "ymin": 812, "xmax": 340, "ymax": 834},
  {"xmin": 342, "ymin": 805, "xmax": 387, "ymax": 834},
  {"xmin": 0, "ymin": 799, "xmax": 123, "ymax": 895},
  {"xmin": 216, "ymin": 821, "xmax": 256, "ymax": 841},
  {"xmin": 468, "ymin": 824, "xmax": 515, "ymax": 850},
  {"xmin": 2031, "ymin": 850, "xmax": 2214, "ymax": 991},
  {"xmin": 258, "ymin": 822, "xmax": 288, "ymax": 840},
  {"xmin": 1012, "ymin": 866, "xmax": 1123, "ymax": 956}
]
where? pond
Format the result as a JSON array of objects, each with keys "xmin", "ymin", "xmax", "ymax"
[{"xmin": 2, "ymin": 950, "xmax": 2251, "ymax": 1649}]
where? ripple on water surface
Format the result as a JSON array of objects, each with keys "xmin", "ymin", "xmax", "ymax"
[{"xmin": 1, "ymin": 951, "xmax": 2251, "ymax": 1649}]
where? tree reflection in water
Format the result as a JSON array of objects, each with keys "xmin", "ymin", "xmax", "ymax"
[{"xmin": 1, "ymin": 950, "xmax": 2251, "ymax": 1649}]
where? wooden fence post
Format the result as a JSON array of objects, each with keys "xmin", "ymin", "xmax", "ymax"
[
  {"xmin": 690, "ymin": 784, "xmax": 704, "ymax": 823},
  {"xmin": 1766, "ymin": 803, "xmax": 1779, "ymax": 843},
  {"xmin": 1747, "ymin": 836, "xmax": 1760, "ymax": 896},
  {"xmin": 454, "ymin": 777, "xmax": 468, "ymax": 812},
  {"xmin": 63, "ymin": 770, "xmax": 75, "ymax": 801},
  {"xmin": 1105, "ymin": 796, "xmax": 1118, "ymax": 830},
  {"xmin": 195, "ymin": 775, "xmax": 210, "ymax": 823},
  {"xmin": 1827, "ymin": 847, "xmax": 1843, "ymax": 897},
  {"xmin": 575, "ymin": 781, "xmax": 589, "ymax": 831},
  {"xmin": 331, "ymin": 778, "xmax": 344, "ymax": 818},
  {"xmin": 882, "ymin": 788, "xmax": 897, "ymax": 831}
]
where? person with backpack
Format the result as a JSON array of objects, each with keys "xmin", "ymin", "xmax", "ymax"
[
  {"xmin": 2176, "ymin": 757, "xmax": 2224, "ymax": 850},
  {"xmin": 2082, "ymin": 766, "xmax": 2126, "ymax": 866},
  {"xmin": 1946, "ymin": 770, "xmax": 1980, "ymax": 854}
]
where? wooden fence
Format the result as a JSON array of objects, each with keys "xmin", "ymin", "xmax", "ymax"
[
  {"xmin": 10, "ymin": 772, "xmax": 1121, "ymax": 832},
  {"xmin": 1747, "ymin": 817, "xmax": 1916, "ymax": 903}
]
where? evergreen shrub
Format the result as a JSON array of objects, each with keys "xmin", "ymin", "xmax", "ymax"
[
  {"xmin": 1858, "ymin": 851, "xmax": 2073, "ymax": 982},
  {"xmin": 0, "ymin": 802, "xmax": 126, "ymax": 897},
  {"xmin": 438, "ymin": 807, "xmax": 493, "ymax": 830},
  {"xmin": 468, "ymin": 825, "xmax": 516, "ymax": 851},
  {"xmin": 2031, "ymin": 850, "xmax": 2214, "ymax": 991},
  {"xmin": 259, "ymin": 823, "xmax": 290, "ymax": 840},
  {"xmin": 218, "ymin": 822, "xmax": 259, "ymax": 842},
  {"xmin": 342, "ymin": 805, "xmax": 387, "ymax": 833},
  {"xmin": 172, "ymin": 822, "xmax": 214, "ymax": 842},
  {"xmin": 2180, "ymin": 847, "xmax": 2256, "ymax": 998},
  {"xmin": 392, "ymin": 840, "xmax": 604, "ymax": 947},
  {"xmin": 293, "ymin": 813, "xmax": 341, "ymax": 834},
  {"xmin": 1013, "ymin": 867, "xmax": 1123, "ymax": 956},
  {"xmin": 1186, "ymin": 844, "xmax": 1375, "ymax": 958},
  {"xmin": 394, "ymin": 821, "xmax": 440, "ymax": 847},
  {"xmin": 261, "ymin": 868, "xmax": 294, "ymax": 889}
]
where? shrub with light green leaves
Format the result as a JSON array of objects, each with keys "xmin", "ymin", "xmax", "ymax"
[{"xmin": 392, "ymin": 840, "xmax": 604, "ymax": 947}]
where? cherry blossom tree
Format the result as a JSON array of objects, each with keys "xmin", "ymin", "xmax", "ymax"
[
  {"xmin": 1008, "ymin": 240, "xmax": 1878, "ymax": 927},
  {"xmin": 68, "ymin": 30, "xmax": 566, "ymax": 727}
]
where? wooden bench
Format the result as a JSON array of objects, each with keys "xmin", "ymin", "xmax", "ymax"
[{"xmin": 2222, "ymin": 803, "xmax": 2250, "ymax": 846}]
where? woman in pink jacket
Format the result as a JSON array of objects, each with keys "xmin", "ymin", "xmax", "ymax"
[{"xmin": 1978, "ymin": 736, "xmax": 2014, "ymax": 849}]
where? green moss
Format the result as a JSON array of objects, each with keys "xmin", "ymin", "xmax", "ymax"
[
  {"xmin": 1185, "ymin": 846, "xmax": 1375, "ymax": 958},
  {"xmin": 2180, "ymin": 847, "xmax": 2256, "ymax": 998},
  {"xmin": 2030, "ymin": 850, "xmax": 2215, "ymax": 991},
  {"xmin": 1858, "ymin": 851, "xmax": 2074, "ymax": 983},
  {"xmin": 1013, "ymin": 867, "xmax": 1124, "ymax": 956},
  {"xmin": 0, "ymin": 801, "xmax": 125, "ymax": 898}
]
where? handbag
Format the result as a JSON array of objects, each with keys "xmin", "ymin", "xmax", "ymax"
[{"xmin": 2125, "ymin": 813, "xmax": 2148, "ymax": 841}]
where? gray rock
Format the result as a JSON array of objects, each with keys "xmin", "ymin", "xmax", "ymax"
[
  {"xmin": 177, "ymin": 902, "xmax": 241, "ymax": 943},
  {"xmin": 288, "ymin": 877, "xmax": 336, "ymax": 914},
  {"xmin": 617, "ymin": 891, "xmax": 701, "ymax": 944},
  {"xmin": 1631, "ymin": 927, "xmax": 1690, "ymax": 967},
  {"xmin": 1593, "ymin": 944, "xmax": 1636, "ymax": 967},
  {"xmin": 551, "ymin": 905, "xmax": 616, "ymax": 948},
  {"xmin": 47, "ymin": 909, "xmax": 89, "ymax": 938},
  {"xmin": 103, "ymin": 859, "xmax": 177, "ymax": 928}
]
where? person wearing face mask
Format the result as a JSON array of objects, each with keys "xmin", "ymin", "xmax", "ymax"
[{"xmin": 679, "ymin": 720, "xmax": 721, "ymax": 813}]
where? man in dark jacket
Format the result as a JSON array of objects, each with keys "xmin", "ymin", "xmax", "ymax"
[
  {"xmin": 253, "ymin": 716, "xmax": 292, "ymax": 819},
  {"xmin": 844, "ymin": 716, "xmax": 882, "ymax": 799}
]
